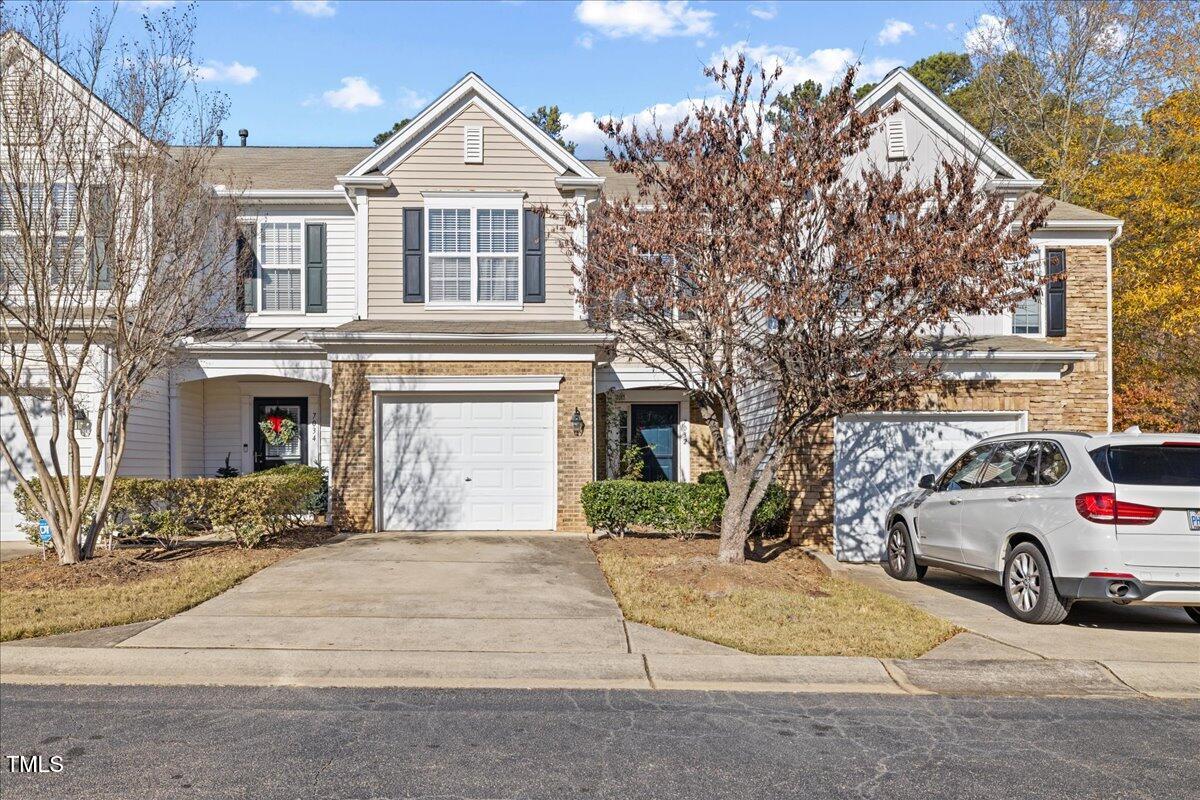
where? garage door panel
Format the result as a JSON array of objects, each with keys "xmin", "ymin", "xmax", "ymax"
[
  {"xmin": 379, "ymin": 394, "xmax": 554, "ymax": 531},
  {"xmin": 833, "ymin": 413, "xmax": 1023, "ymax": 562}
]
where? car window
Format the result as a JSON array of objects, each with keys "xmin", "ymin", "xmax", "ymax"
[
  {"xmin": 937, "ymin": 445, "xmax": 995, "ymax": 492},
  {"xmin": 978, "ymin": 441, "xmax": 1038, "ymax": 488},
  {"xmin": 1104, "ymin": 445, "xmax": 1200, "ymax": 487},
  {"xmin": 1033, "ymin": 441, "xmax": 1070, "ymax": 485}
]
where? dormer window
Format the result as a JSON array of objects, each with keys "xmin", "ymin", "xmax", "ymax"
[
  {"xmin": 464, "ymin": 125, "xmax": 483, "ymax": 163},
  {"xmin": 885, "ymin": 118, "xmax": 908, "ymax": 161}
]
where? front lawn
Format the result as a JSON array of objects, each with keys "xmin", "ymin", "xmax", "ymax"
[
  {"xmin": 0, "ymin": 527, "xmax": 334, "ymax": 642},
  {"xmin": 593, "ymin": 534, "xmax": 958, "ymax": 658}
]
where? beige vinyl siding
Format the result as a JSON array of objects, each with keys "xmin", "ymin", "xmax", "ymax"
[{"xmin": 367, "ymin": 102, "xmax": 577, "ymax": 320}]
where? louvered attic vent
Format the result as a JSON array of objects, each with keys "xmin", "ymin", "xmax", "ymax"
[
  {"xmin": 885, "ymin": 118, "xmax": 908, "ymax": 161},
  {"xmin": 464, "ymin": 125, "xmax": 483, "ymax": 163}
]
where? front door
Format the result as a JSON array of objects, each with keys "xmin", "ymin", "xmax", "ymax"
[
  {"xmin": 631, "ymin": 403, "xmax": 678, "ymax": 482},
  {"xmin": 253, "ymin": 397, "xmax": 308, "ymax": 472}
]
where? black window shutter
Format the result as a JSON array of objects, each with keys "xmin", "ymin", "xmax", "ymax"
[
  {"xmin": 523, "ymin": 209, "xmax": 545, "ymax": 303},
  {"xmin": 89, "ymin": 185, "xmax": 114, "ymax": 290},
  {"xmin": 1046, "ymin": 248, "xmax": 1066, "ymax": 337},
  {"xmin": 304, "ymin": 222, "xmax": 327, "ymax": 313},
  {"xmin": 236, "ymin": 222, "xmax": 258, "ymax": 313},
  {"xmin": 403, "ymin": 207, "xmax": 424, "ymax": 303}
]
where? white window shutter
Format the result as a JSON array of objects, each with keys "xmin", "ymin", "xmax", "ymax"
[
  {"xmin": 885, "ymin": 118, "xmax": 908, "ymax": 160},
  {"xmin": 464, "ymin": 125, "xmax": 483, "ymax": 163}
]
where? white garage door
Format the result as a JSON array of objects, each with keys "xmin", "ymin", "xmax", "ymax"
[
  {"xmin": 378, "ymin": 394, "xmax": 554, "ymax": 531},
  {"xmin": 833, "ymin": 412, "xmax": 1025, "ymax": 562}
]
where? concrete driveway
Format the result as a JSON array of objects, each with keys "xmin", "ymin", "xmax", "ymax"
[
  {"xmin": 118, "ymin": 532, "xmax": 631, "ymax": 653},
  {"xmin": 840, "ymin": 563, "xmax": 1200, "ymax": 663}
]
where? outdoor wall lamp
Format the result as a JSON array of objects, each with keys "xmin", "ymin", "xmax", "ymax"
[
  {"xmin": 73, "ymin": 407, "xmax": 91, "ymax": 435},
  {"xmin": 570, "ymin": 407, "xmax": 584, "ymax": 436}
]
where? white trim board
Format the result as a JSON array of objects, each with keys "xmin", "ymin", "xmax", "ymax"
[{"xmin": 367, "ymin": 374, "xmax": 564, "ymax": 393}]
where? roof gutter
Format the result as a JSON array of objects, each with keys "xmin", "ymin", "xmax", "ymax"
[
  {"xmin": 336, "ymin": 175, "xmax": 392, "ymax": 190},
  {"xmin": 924, "ymin": 349, "xmax": 1097, "ymax": 363},
  {"xmin": 307, "ymin": 331, "xmax": 611, "ymax": 345},
  {"xmin": 555, "ymin": 175, "xmax": 606, "ymax": 190}
]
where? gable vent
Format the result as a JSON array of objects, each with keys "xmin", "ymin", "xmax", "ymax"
[
  {"xmin": 464, "ymin": 125, "xmax": 483, "ymax": 163},
  {"xmin": 885, "ymin": 118, "xmax": 908, "ymax": 161}
]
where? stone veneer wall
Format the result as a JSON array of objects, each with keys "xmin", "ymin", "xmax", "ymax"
[
  {"xmin": 330, "ymin": 360, "xmax": 594, "ymax": 533},
  {"xmin": 688, "ymin": 397, "xmax": 721, "ymax": 479},
  {"xmin": 780, "ymin": 244, "xmax": 1112, "ymax": 549}
]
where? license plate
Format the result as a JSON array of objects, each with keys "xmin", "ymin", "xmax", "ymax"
[{"xmin": 1190, "ymin": 510, "xmax": 1200, "ymax": 531}]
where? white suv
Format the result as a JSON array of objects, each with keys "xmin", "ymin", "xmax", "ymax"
[{"xmin": 882, "ymin": 431, "xmax": 1200, "ymax": 624}]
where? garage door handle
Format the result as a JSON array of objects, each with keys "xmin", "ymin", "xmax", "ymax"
[
  {"xmin": 1008, "ymin": 494, "xmax": 1025, "ymax": 502},
  {"xmin": 949, "ymin": 498, "xmax": 962, "ymax": 505},
  {"xmin": 464, "ymin": 477, "xmax": 472, "ymax": 482}
]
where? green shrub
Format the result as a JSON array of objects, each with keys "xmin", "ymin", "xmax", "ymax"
[
  {"xmin": 696, "ymin": 471, "xmax": 790, "ymax": 537},
  {"xmin": 18, "ymin": 465, "xmax": 327, "ymax": 550},
  {"xmin": 13, "ymin": 476, "xmax": 103, "ymax": 546},
  {"xmin": 581, "ymin": 479, "xmax": 724, "ymax": 538},
  {"xmin": 582, "ymin": 473, "xmax": 790, "ymax": 538}
]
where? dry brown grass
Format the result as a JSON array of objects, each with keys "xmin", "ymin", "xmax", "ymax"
[
  {"xmin": 0, "ymin": 527, "xmax": 334, "ymax": 642},
  {"xmin": 593, "ymin": 534, "xmax": 958, "ymax": 658}
]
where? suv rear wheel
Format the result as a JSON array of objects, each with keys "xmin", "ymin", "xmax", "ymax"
[
  {"xmin": 1004, "ymin": 542, "xmax": 1071, "ymax": 624},
  {"xmin": 882, "ymin": 520, "xmax": 927, "ymax": 581}
]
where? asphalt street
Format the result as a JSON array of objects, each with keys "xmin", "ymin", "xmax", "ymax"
[{"xmin": 1, "ymin": 684, "xmax": 1197, "ymax": 800}]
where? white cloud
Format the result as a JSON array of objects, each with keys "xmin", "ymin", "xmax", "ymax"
[
  {"xmin": 577, "ymin": 32, "xmax": 595, "ymax": 49},
  {"xmin": 748, "ymin": 3, "xmax": 777, "ymax": 21},
  {"xmin": 291, "ymin": 0, "xmax": 336, "ymax": 18},
  {"xmin": 562, "ymin": 95, "xmax": 722, "ymax": 158},
  {"xmin": 321, "ymin": 76, "xmax": 383, "ymax": 111},
  {"xmin": 193, "ymin": 60, "xmax": 259, "ymax": 85},
  {"xmin": 560, "ymin": 42, "xmax": 906, "ymax": 158},
  {"xmin": 877, "ymin": 19, "xmax": 915, "ymax": 45},
  {"xmin": 1096, "ymin": 22, "xmax": 1128, "ymax": 53},
  {"xmin": 965, "ymin": 13, "xmax": 1013, "ymax": 54},
  {"xmin": 394, "ymin": 86, "xmax": 429, "ymax": 113},
  {"xmin": 575, "ymin": 0, "xmax": 715, "ymax": 40},
  {"xmin": 125, "ymin": 0, "xmax": 176, "ymax": 9},
  {"xmin": 711, "ymin": 42, "xmax": 901, "ymax": 93}
]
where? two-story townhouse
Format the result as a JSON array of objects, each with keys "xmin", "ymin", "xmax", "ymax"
[{"xmin": 1, "ymin": 65, "xmax": 1121, "ymax": 564}]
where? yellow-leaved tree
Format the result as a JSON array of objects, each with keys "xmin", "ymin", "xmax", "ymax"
[{"xmin": 1078, "ymin": 89, "xmax": 1200, "ymax": 431}]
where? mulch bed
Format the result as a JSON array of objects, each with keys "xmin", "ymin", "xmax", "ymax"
[{"xmin": 0, "ymin": 526, "xmax": 336, "ymax": 592}]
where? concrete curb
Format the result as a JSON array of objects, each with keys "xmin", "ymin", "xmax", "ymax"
[{"xmin": 3, "ymin": 645, "xmax": 1196, "ymax": 697}]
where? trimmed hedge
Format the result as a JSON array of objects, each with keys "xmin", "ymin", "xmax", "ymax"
[
  {"xmin": 15, "ymin": 465, "xmax": 327, "ymax": 550},
  {"xmin": 581, "ymin": 471, "xmax": 789, "ymax": 538}
]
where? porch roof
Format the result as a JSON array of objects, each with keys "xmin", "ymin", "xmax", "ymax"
[{"xmin": 309, "ymin": 319, "xmax": 607, "ymax": 344}]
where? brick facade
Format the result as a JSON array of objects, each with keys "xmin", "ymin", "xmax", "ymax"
[
  {"xmin": 331, "ymin": 360, "xmax": 594, "ymax": 533},
  {"xmin": 780, "ymin": 243, "xmax": 1112, "ymax": 549}
]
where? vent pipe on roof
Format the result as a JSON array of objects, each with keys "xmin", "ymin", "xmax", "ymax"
[
  {"xmin": 216, "ymin": 129, "xmax": 224, "ymax": 147},
  {"xmin": 238, "ymin": 128, "xmax": 248, "ymax": 147}
]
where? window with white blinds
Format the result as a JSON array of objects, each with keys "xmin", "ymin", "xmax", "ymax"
[
  {"xmin": 259, "ymin": 221, "xmax": 302, "ymax": 312},
  {"xmin": 0, "ymin": 183, "xmax": 82, "ymax": 283},
  {"xmin": 426, "ymin": 206, "xmax": 520, "ymax": 304},
  {"xmin": 1013, "ymin": 294, "xmax": 1042, "ymax": 334}
]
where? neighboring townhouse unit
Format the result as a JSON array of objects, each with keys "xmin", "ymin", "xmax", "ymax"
[{"xmin": 1, "ymin": 63, "xmax": 1121, "ymax": 564}]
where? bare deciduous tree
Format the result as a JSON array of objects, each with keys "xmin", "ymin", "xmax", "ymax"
[
  {"xmin": 569, "ymin": 57, "xmax": 1047, "ymax": 564},
  {"xmin": 0, "ymin": 2, "xmax": 239, "ymax": 564},
  {"xmin": 967, "ymin": 0, "xmax": 1199, "ymax": 202}
]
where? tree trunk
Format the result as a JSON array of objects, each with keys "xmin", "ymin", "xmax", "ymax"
[
  {"xmin": 55, "ymin": 520, "xmax": 83, "ymax": 565},
  {"xmin": 717, "ymin": 469, "xmax": 757, "ymax": 564}
]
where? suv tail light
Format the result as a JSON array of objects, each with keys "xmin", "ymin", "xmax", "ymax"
[{"xmin": 1075, "ymin": 492, "xmax": 1161, "ymax": 525}]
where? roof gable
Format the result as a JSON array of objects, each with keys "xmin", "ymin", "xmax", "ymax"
[
  {"xmin": 347, "ymin": 73, "xmax": 598, "ymax": 180},
  {"xmin": 856, "ymin": 68, "xmax": 1039, "ymax": 186}
]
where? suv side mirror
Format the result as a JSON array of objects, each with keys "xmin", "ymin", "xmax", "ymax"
[{"xmin": 917, "ymin": 474, "xmax": 935, "ymax": 490}]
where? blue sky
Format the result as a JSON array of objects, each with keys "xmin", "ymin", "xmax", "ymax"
[{"xmin": 84, "ymin": 1, "xmax": 988, "ymax": 156}]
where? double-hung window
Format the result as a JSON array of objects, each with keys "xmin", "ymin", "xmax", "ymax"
[
  {"xmin": 259, "ymin": 221, "xmax": 302, "ymax": 312},
  {"xmin": 425, "ymin": 196, "xmax": 521, "ymax": 306},
  {"xmin": 1012, "ymin": 252, "xmax": 1043, "ymax": 335},
  {"xmin": 1, "ymin": 183, "xmax": 84, "ymax": 283}
]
